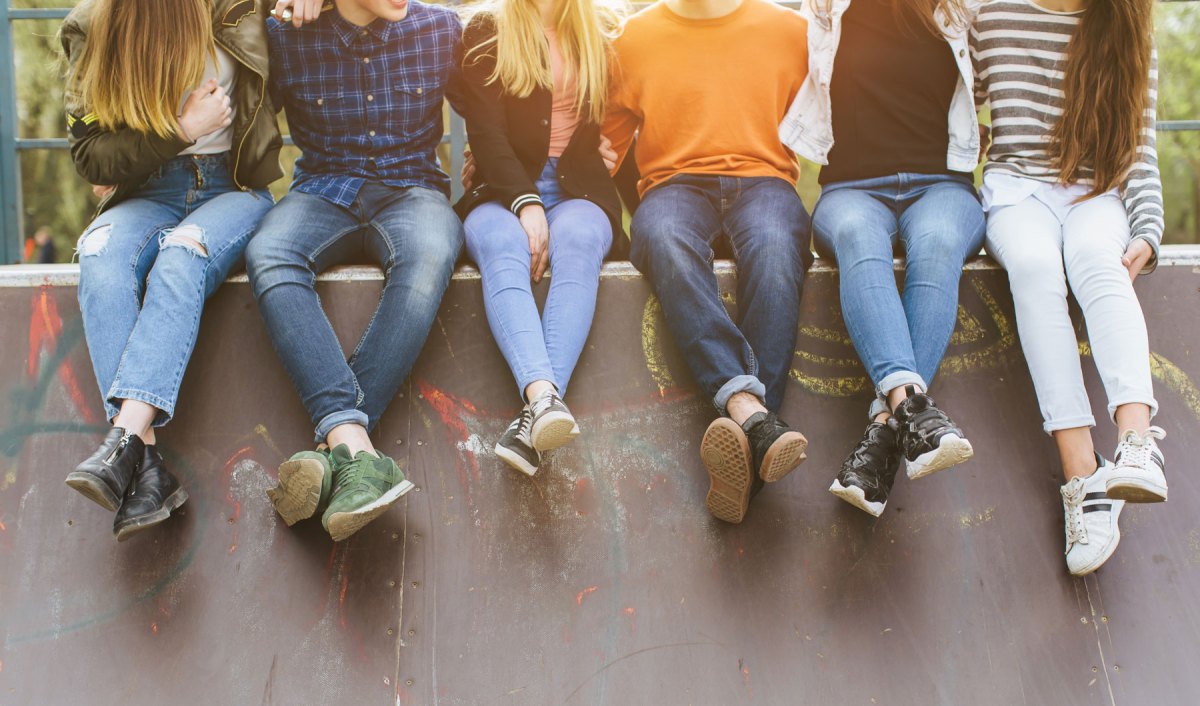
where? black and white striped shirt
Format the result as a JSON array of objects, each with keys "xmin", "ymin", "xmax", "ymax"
[{"xmin": 971, "ymin": 0, "xmax": 1162, "ymax": 245}]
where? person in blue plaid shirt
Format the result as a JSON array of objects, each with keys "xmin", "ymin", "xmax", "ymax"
[{"xmin": 246, "ymin": 0, "xmax": 466, "ymax": 542}]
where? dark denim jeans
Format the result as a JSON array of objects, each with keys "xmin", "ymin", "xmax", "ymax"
[
  {"xmin": 246, "ymin": 184, "xmax": 463, "ymax": 442},
  {"xmin": 630, "ymin": 174, "xmax": 812, "ymax": 413},
  {"xmin": 812, "ymin": 173, "xmax": 985, "ymax": 418},
  {"xmin": 77, "ymin": 154, "xmax": 273, "ymax": 425}
]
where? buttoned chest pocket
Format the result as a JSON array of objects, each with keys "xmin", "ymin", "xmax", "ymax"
[
  {"xmin": 390, "ymin": 81, "xmax": 440, "ymax": 128},
  {"xmin": 293, "ymin": 90, "xmax": 353, "ymax": 132}
]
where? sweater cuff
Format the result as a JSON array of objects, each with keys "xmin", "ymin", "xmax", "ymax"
[
  {"xmin": 510, "ymin": 193, "xmax": 543, "ymax": 216},
  {"xmin": 1133, "ymin": 233, "xmax": 1161, "ymax": 275}
]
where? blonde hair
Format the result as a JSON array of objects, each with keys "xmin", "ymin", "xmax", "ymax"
[
  {"xmin": 464, "ymin": 0, "xmax": 625, "ymax": 125},
  {"xmin": 69, "ymin": 0, "xmax": 214, "ymax": 138}
]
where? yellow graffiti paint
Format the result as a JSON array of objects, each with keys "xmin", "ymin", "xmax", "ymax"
[
  {"xmin": 938, "ymin": 279, "xmax": 1018, "ymax": 375},
  {"xmin": 641, "ymin": 295, "xmax": 676, "ymax": 396},
  {"xmin": 1150, "ymin": 352, "xmax": 1200, "ymax": 423}
]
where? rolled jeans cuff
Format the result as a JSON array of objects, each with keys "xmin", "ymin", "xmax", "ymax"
[
  {"xmin": 1042, "ymin": 415, "xmax": 1096, "ymax": 436},
  {"xmin": 314, "ymin": 409, "xmax": 370, "ymax": 445},
  {"xmin": 1107, "ymin": 396, "xmax": 1159, "ymax": 424},
  {"xmin": 714, "ymin": 375, "xmax": 767, "ymax": 415}
]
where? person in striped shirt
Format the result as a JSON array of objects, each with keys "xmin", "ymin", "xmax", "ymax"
[{"xmin": 973, "ymin": 0, "xmax": 1167, "ymax": 576}]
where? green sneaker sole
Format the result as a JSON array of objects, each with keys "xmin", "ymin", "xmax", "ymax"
[
  {"xmin": 325, "ymin": 479, "xmax": 414, "ymax": 542},
  {"xmin": 267, "ymin": 458, "xmax": 326, "ymax": 526}
]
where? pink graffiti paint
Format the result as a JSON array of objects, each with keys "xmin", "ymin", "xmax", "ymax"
[
  {"xmin": 28, "ymin": 288, "xmax": 99, "ymax": 424},
  {"xmin": 576, "ymin": 586, "xmax": 598, "ymax": 606}
]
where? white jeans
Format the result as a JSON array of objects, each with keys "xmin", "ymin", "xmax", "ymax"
[{"xmin": 985, "ymin": 185, "xmax": 1158, "ymax": 434}]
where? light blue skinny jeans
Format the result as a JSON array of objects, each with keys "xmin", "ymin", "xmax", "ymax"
[{"xmin": 463, "ymin": 158, "xmax": 612, "ymax": 400}]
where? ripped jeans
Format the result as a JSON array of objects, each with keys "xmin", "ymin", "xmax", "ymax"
[{"xmin": 76, "ymin": 153, "xmax": 273, "ymax": 426}]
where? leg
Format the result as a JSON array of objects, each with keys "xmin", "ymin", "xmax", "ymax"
[
  {"xmin": 108, "ymin": 189, "xmax": 274, "ymax": 427},
  {"xmin": 542, "ymin": 198, "xmax": 612, "ymax": 397},
  {"xmin": 896, "ymin": 177, "xmax": 986, "ymax": 390},
  {"xmin": 76, "ymin": 198, "xmax": 176, "ymax": 423},
  {"xmin": 722, "ymin": 177, "xmax": 812, "ymax": 413},
  {"xmin": 464, "ymin": 203, "xmax": 557, "ymax": 398},
  {"xmin": 812, "ymin": 183, "xmax": 918, "ymax": 416},
  {"xmin": 1062, "ymin": 196, "xmax": 1166, "ymax": 502},
  {"xmin": 630, "ymin": 177, "xmax": 762, "ymax": 413},
  {"xmin": 985, "ymin": 196, "xmax": 1096, "ymax": 478},
  {"xmin": 245, "ymin": 191, "xmax": 366, "ymax": 443},
  {"xmin": 351, "ymin": 186, "xmax": 463, "ymax": 432}
]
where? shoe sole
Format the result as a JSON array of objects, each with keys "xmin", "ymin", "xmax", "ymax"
[
  {"xmin": 495, "ymin": 443, "xmax": 539, "ymax": 477},
  {"xmin": 113, "ymin": 488, "xmax": 190, "ymax": 542},
  {"xmin": 700, "ymin": 418, "xmax": 753, "ymax": 524},
  {"xmin": 1069, "ymin": 505, "xmax": 1123, "ymax": 577},
  {"xmin": 828, "ymin": 479, "xmax": 885, "ymax": 518},
  {"xmin": 759, "ymin": 431, "xmax": 808, "ymax": 483},
  {"xmin": 1104, "ymin": 476, "xmax": 1168, "ymax": 503},
  {"xmin": 906, "ymin": 434, "xmax": 974, "ymax": 480},
  {"xmin": 325, "ymin": 480, "xmax": 415, "ymax": 542},
  {"xmin": 267, "ymin": 458, "xmax": 326, "ymax": 526},
  {"xmin": 530, "ymin": 411, "xmax": 579, "ymax": 452},
  {"xmin": 65, "ymin": 472, "xmax": 120, "ymax": 512}
]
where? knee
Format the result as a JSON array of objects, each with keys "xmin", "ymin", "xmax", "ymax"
[
  {"xmin": 905, "ymin": 227, "xmax": 976, "ymax": 271},
  {"xmin": 245, "ymin": 229, "xmax": 306, "ymax": 295},
  {"xmin": 159, "ymin": 224, "xmax": 210, "ymax": 259},
  {"xmin": 1002, "ymin": 250, "xmax": 1068, "ymax": 298}
]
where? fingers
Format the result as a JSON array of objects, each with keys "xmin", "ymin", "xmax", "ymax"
[{"xmin": 534, "ymin": 244, "xmax": 550, "ymax": 282}]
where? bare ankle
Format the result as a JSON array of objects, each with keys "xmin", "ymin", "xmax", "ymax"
[{"xmin": 725, "ymin": 392, "xmax": 767, "ymax": 426}]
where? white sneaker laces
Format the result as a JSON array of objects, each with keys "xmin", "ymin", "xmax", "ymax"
[
  {"xmin": 1115, "ymin": 426, "xmax": 1166, "ymax": 469},
  {"xmin": 1061, "ymin": 478, "xmax": 1087, "ymax": 550},
  {"xmin": 530, "ymin": 391, "xmax": 557, "ymax": 416}
]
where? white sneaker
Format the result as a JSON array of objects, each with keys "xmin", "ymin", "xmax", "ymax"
[
  {"xmin": 1062, "ymin": 456, "xmax": 1125, "ymax": 577},
  {"xmin": 1107, "ymin": 426, "xmax": 1168, "ymax": 503}
]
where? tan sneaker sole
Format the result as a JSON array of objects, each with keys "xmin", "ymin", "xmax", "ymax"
[
  {"xmin": 266, "ymin": 458, "xmax": 325, "ymax": 526},
  {"xmin": 700, "ymin": 418, "xmax": 753, "ymax": 524},
  {"xmin": 758, "ymin": 430, "xmax": 808, "ymax": 483}
]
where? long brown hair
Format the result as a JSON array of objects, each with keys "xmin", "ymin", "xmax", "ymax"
[
  {"xmin": 1050, "ymin": 0, "xmax": 1154, "ymax": 197},
  {"xmin": 69, "ymin": 0, "xmax": 214, "ymax": 138}
]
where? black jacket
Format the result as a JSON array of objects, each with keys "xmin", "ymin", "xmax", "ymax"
[
  {"xmin": 61, "ymin": 0, "xmax": 283, "ymax": 214},
  {"xmin": 454, "ymin": 15, "xmax": 627, "ymax": 259}
]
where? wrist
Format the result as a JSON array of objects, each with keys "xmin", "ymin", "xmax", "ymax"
[
  {"xmin": 511, "ymin": 193, "xmax": 543, "ymax": 217},
  {"xmin": 177, "ymin": 115, "xmax": 195, "ymax": 143}
]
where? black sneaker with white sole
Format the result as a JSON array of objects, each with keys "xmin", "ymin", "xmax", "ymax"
[
  {"xmin": 829, "ymin": 418, "xmax": 901, "ymax": 517},
  {"xmin": 528, "ymin": 389, "xmax": 579, "ymax": 452},
  {"xmin": 496, "ymin": 407, "xmax": 541, "ymax": 476},
  {"xmin": 742, "ymin": 412, "xmax": 808, "ymax": 483},
  {"xmin": 893, "ymin": 386, "xmax": 973, "ymax": 479}
]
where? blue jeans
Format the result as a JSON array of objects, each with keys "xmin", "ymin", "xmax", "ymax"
[
  {"xmin": 630, "ymin": 175, "xmax": 812, "ymax": 413},
  {"xmin": 463, "ymin": 159, "xmax": 612, "ymax": 400},
  {"xmin": 246, "ymin": 184, "xmax": 462, "ymax": 443},
  {"xmin": 76, "ymin": 154, "xmax": 273, "ymax": 426},
  {"xmin": 812, "ymin": 173, "xmax": 985, "ymax": 418}
]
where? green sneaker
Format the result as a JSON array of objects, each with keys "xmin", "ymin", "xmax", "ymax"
[
  {"xmin": 321, "ymin": 444, "xmax": 414, "ymax": 542},
  {"xmin": 266, "ymin": 448, "xmax": 333, "ymax": 526}
]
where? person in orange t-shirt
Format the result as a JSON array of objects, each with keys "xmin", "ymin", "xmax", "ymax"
[{"xmin": 603, "ymin": 0, "xmax": 811, "ymax": 524}]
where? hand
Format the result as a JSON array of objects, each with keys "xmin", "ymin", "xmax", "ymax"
[
  {"xmin": 598, "ymin": 134, "xmax": 617, "ymax": 172},
  {"xmin": 178, "ymin": 79, "xmax": 232, "ymax": 142},
  {"xmin": 1121, "ymin": 238, "xmax": 1153, "ymax": 281},
  {"xmin": 273, "ymin": 0, "xmax": 325, "ymax": 27},
  {"xmin": 519, "ymin": 204, "xmax": 550, "ymax": 283},
  {"xmin": 461, "ymin": 147, "xmax": 477, "ymax": 189},
  {"xmin": 977, "ymin": 123, "xmax": 991, "ymax": 163},
  {"xmin": 91, "ymin": 184, "xmax": 114, "ymax": 200}
]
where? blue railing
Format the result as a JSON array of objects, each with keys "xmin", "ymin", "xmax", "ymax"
[{"xmin": 2, "ymin": 1, "xmax": 1199, "ymax": 263}]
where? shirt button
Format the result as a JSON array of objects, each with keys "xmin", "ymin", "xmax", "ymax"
[
  {"xmin": 316, "ymin": 98, "xmax": 324, "ymax": 105},
  {"xmin": 416, "ymin": 87, "xmax": 423, "ymax": 95},
  {"xmin": 367, "ymin": 94, "xmax": 374, "ymax": 102},
  {"xmin": 363, "ymin": 57, "xmax": 371, "ymax": 64},
  {"xmin": 541, "ymin": 119, "xmax": 549, "ymax": 126},
  {"xmin": 369, "ymin": 130, "xmax": 376, "ymax": 137},
  {"xmin": 959, "ymin": 49, "xmax": 966, "ymax": 57}
]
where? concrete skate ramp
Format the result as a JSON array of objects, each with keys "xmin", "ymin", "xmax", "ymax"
[{"xmin": 1, "ymin": 252, "xmax": 1198, "ymax": 706}]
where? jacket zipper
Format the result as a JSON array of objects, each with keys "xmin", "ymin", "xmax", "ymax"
[{"xmin": 214, "ymin": 34, "xmax": 266, "ymax": 191}]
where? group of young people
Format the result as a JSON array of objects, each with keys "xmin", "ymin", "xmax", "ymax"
[{"xmin": 58, "ymin": 0, "xmax": 1169, "ymax": 575}]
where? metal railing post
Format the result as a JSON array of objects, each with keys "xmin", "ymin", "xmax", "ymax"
[{"xmin": 0, "ymin": 2, "xmax": 23, "ymax": 264}]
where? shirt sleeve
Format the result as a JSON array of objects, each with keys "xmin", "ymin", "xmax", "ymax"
[
  {"xmin": 443, "ymin": 15, "xmax": 469, "ymax": 118},
  {"xmin": 1122, "ymin": 46, "xmax": 1164, "ymax": 273},
  {"xmin": 601, "ymin": 45, "xmax": 639, "ymax": 176}
]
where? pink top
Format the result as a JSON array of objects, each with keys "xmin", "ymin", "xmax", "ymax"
[{"xmin": 544, "ymin": 28, "xmax": 579, "ymax": 158}]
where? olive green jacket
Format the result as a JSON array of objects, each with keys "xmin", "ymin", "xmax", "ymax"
[{"xmin": 60, "ymin": 0, "xmax": 283, "ymax": 213}]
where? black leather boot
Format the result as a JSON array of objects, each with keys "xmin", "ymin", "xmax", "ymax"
[
  {"xmin": 65, "ymin": 427, "xmax": 145, "ymax": 511},
  {"xmin": 113, "ymin": 445, "xmax": 189, "ymax": 542}
]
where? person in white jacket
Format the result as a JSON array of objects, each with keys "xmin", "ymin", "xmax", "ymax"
[{"xmin": 779, "ymin": 0, "xmax": 984, "ymax": 518}]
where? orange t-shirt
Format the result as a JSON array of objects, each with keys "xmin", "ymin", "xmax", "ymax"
[{"xmin": 603, "ymin": 0, "xmax": 809, "ymax": 196}]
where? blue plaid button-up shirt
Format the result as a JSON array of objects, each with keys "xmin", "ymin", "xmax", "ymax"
[{"xmin": 267, "ymin": 2, "xmax": 464, "ymax": 206}]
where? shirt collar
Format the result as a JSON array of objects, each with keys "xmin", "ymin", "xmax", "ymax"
[{"xmin": 330, "ymin": 8, "xmax": 395, "ymax": 46}]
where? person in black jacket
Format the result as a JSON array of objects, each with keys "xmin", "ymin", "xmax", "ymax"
[
  {"xmin": 59, "ymin": 0, "xmax": 281, "ymax": 541},
  {"xmin": 457, "ymin": 0, "xmax": 626, "ymax": 476}
]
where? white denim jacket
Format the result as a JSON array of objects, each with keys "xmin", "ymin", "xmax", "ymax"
[{"xmin": 779, "ymin": 0, "xmax": 983, "ymax": 173}]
